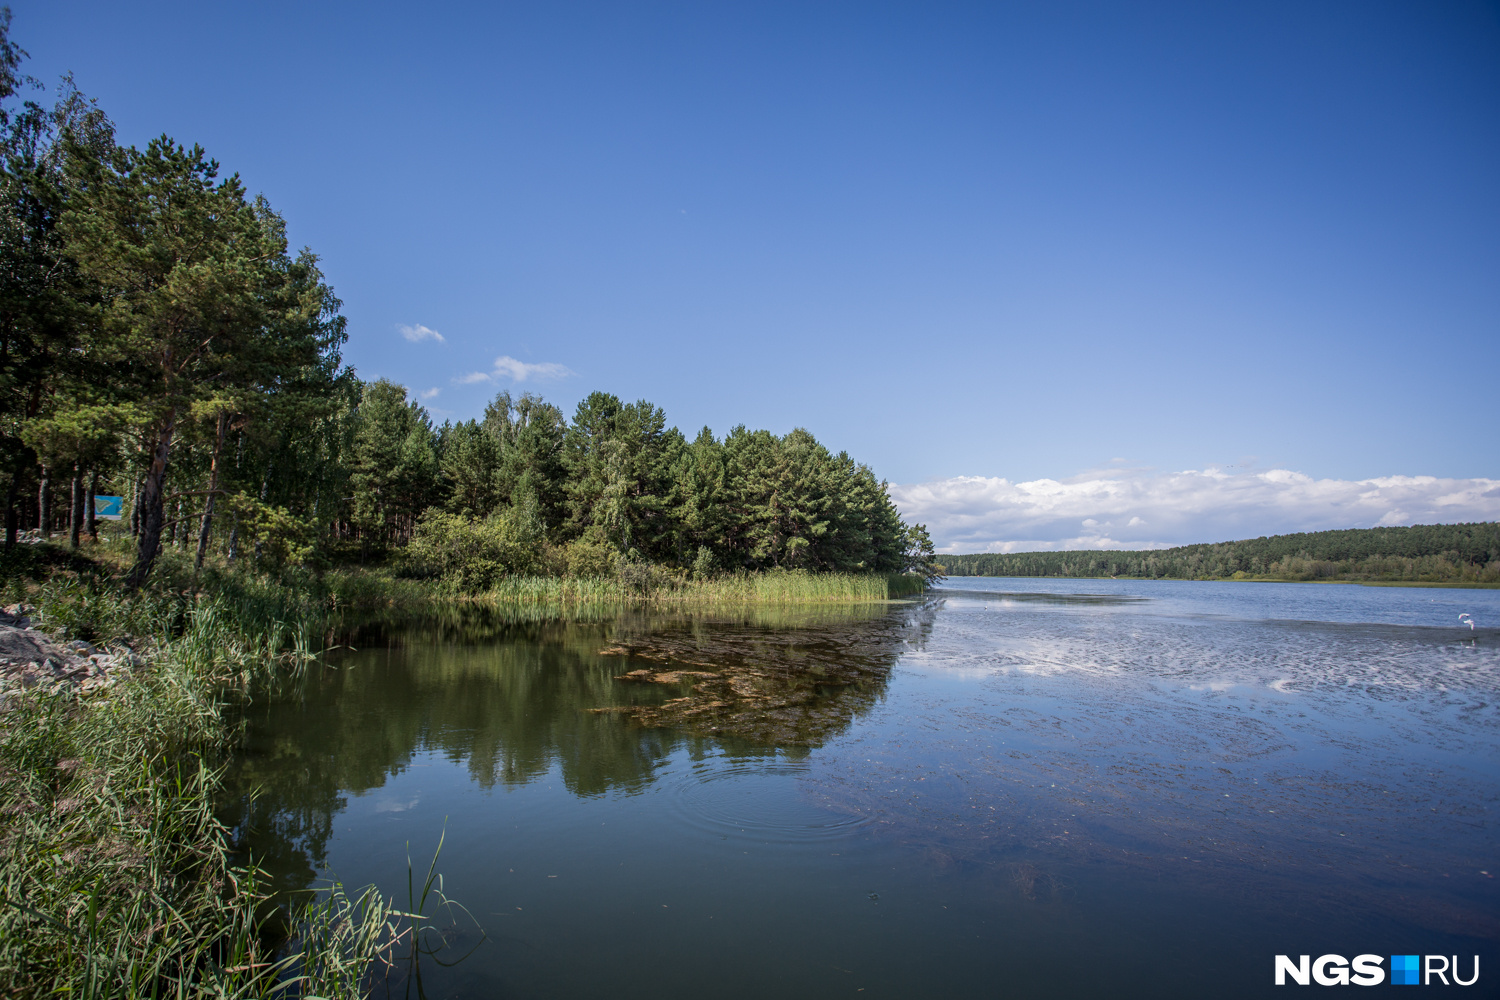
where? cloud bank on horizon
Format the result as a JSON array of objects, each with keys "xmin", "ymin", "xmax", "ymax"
[{"xmin": 891, "ymin": 469, "xmax": 1500, "ymax": 554}]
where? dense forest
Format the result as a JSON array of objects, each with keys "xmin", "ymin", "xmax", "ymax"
[
  {"xmin": 0, "ymin": 29, "xmax": 934, "ymax": 588},
  {"xmin": 938, "ymin": 522, "xmax": 1500, "ymax": 584}
]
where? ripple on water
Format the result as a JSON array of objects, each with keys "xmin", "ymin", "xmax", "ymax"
[{"xmin": 663, "ymin": 754, "xmax": 872, "ymax": 844}]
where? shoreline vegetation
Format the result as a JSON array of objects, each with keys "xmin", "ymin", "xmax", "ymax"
[
  {"xmin": 936, "ymin": 522, "xmax": 1500, "ymax": 587},
  {"xmin": 0, "ymin": 535, "xmax": 925, "ymax": 998},
  {"xmin": 0, "ymin": 14, "xmax": 942, "ymax": 599},
  {"xmin": 0, "ymin": 14, "xmax": 936, "ymax": 992},
  {"xmin": 0, "ymin": 548, "xmax": 412, "ymax": 998}
]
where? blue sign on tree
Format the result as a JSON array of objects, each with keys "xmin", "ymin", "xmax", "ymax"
[{"xmin": 94, "ymin": 496, "xmax": 124, "ymax": 521}]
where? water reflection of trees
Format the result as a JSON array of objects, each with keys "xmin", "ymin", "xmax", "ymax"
[
  {"xmin": 595, "ymin": 603, "xmax": 935, "ymax": 743},
  {"xmin": 221, "ymin": 600, "xmax": 935, "ymax": 893}
]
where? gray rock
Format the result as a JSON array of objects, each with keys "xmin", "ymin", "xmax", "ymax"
[{"xmin": 0, "ymin": 625, "xmax": 60, "ymax": 663}]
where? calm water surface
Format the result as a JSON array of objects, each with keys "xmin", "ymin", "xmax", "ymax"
[{"xmin": 226, "ymin": 580, "xmax": 1500, "ymax": 998}]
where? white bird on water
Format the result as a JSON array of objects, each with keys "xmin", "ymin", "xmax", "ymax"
[{"xmin": 1459, "ymin": 613, "xmax": 1475, "ymax": 631}]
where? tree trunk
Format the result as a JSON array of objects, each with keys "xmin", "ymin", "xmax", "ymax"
[
  {"xmin": 227, "ymin": 431, "xmax": 243, "ymax": 563},
  {"xmin": 37, "ymin": 464, "xmax": 50, "ymax": 539},
  {"xmin": 126, "ymin": 413, "xmax": 177, "ymax": 588},
  {"xmin": 69, "ymin": 463, "xmax": 83, "ymax": 549},
  {"xmin": 3, "ymin": 470, "xmax": 17, "ymax": 550},
  {"xmin": 194, "ymin": 412, "xmax": 228, "ymax": 573},
  {"xmin": 87, "ymin": 469, "xmax": 99, "ymax": 541},
  {"xmin": 129, "ymin": 477, "xmax": 141, "ymax": 537},
  {"xmin": 253, "ymin": 460, "xmax": 272, "ymax": 560}
]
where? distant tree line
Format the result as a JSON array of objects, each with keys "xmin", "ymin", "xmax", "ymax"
[
  {"xmin": 0, "ymin": 22, "xmax": 935, "ymax": 586},
  {"xmin": 937, "ymin": 523, "xmax": 1500, "ymax": 584}
]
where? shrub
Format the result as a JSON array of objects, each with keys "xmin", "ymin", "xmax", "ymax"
[
  {"xmin": 561, "ymin": 530, "xmax": 616, "ymax": 578},
  {"xmin": 403, "ymin": 504, "xmax": 545, "ymax": 591},
  {"xmin": 225, "ymin": 492, "xmax": 320, "ymax": 571}
]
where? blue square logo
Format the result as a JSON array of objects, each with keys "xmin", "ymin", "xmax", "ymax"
[{"xmin": 1391, "ymin": 954, "xmax": 1419, "ymax": 986}]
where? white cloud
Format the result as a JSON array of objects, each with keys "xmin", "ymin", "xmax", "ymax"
[
  {"xmin": 455, "ymin": 355, "xmax": 575, "ymax": 385},
  {"xmin": 398, "ymin": 323, "xmax": 445, "ymax": 344},
  {"xmin": 419, "ymin": 387, "xmax": 441, "ymax": 400},
  {"xmin": 890, "ymin": 468, "xmax": 1500, "ymax": 554},
  {"xmin": 492, "ymin": 355, "xmax": 574, "ymax": 381}
]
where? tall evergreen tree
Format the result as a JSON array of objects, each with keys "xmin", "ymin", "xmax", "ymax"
[
  {"xmin": 482, "ymin": 390, "xmax": 568, "ymax": 530},
  {"xmin": 440, "ymin": 419, "xmax": 503, "ymax": 518},
  {"xmin": 60, "ymin": 137, "xmax": 342, "ymax": 583},
  {"xmin": 347, "ymin": 379, "xmax": 438, "ymax": 548},
  {"xmin": 562, "ymin": 392, "xmax": 685, "ymax": 559},
  {"xmin": 0, "ymin": 39, "xmax": 114, "ymax": 546}
]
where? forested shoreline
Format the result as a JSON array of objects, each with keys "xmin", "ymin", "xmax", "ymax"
[
  {"xmin": 0, "ymin": 22, "xmax": 935, "ymax": 591},
  {"xmin": 937, "ymin": 522, "xmax": 1500, "ymax": 585},
  {"xmin": 0, "ymin": 16, "xmax": 931, "ymax": 1000}
]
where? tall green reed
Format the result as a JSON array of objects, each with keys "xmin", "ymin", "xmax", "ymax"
[
  {"xmin": 1, "ymin": 566, "xmax": 426, "ymax": 998},
  {"xmin": 472, "ymin": 569, "xmax": 923, "ymax": 606}
]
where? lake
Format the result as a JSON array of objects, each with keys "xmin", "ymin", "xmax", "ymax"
[{"xmin": 225, "ymin": 579, "xmax": 1499, "ymax": 998}]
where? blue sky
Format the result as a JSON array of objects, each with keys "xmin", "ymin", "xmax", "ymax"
[{"xmin": 13, "ymin": 1, "xmax": 1500, "ymax": 547}]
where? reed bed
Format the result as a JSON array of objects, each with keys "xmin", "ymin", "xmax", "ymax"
[
  {"xmin": 0, "ymin": 576, "xmax": 428, "ymax": 999},
  {"xmin": 46, "ymin": 543, "xmax": 927, "ymax": 611},
  {"xmin": 472, "ymin": 569, "xmax": 925, "ymax": 606}
]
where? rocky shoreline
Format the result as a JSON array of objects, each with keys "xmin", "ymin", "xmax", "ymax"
[{"xmin": 0, "ymin": 605, "xmax": 145, "ymax": 702}]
